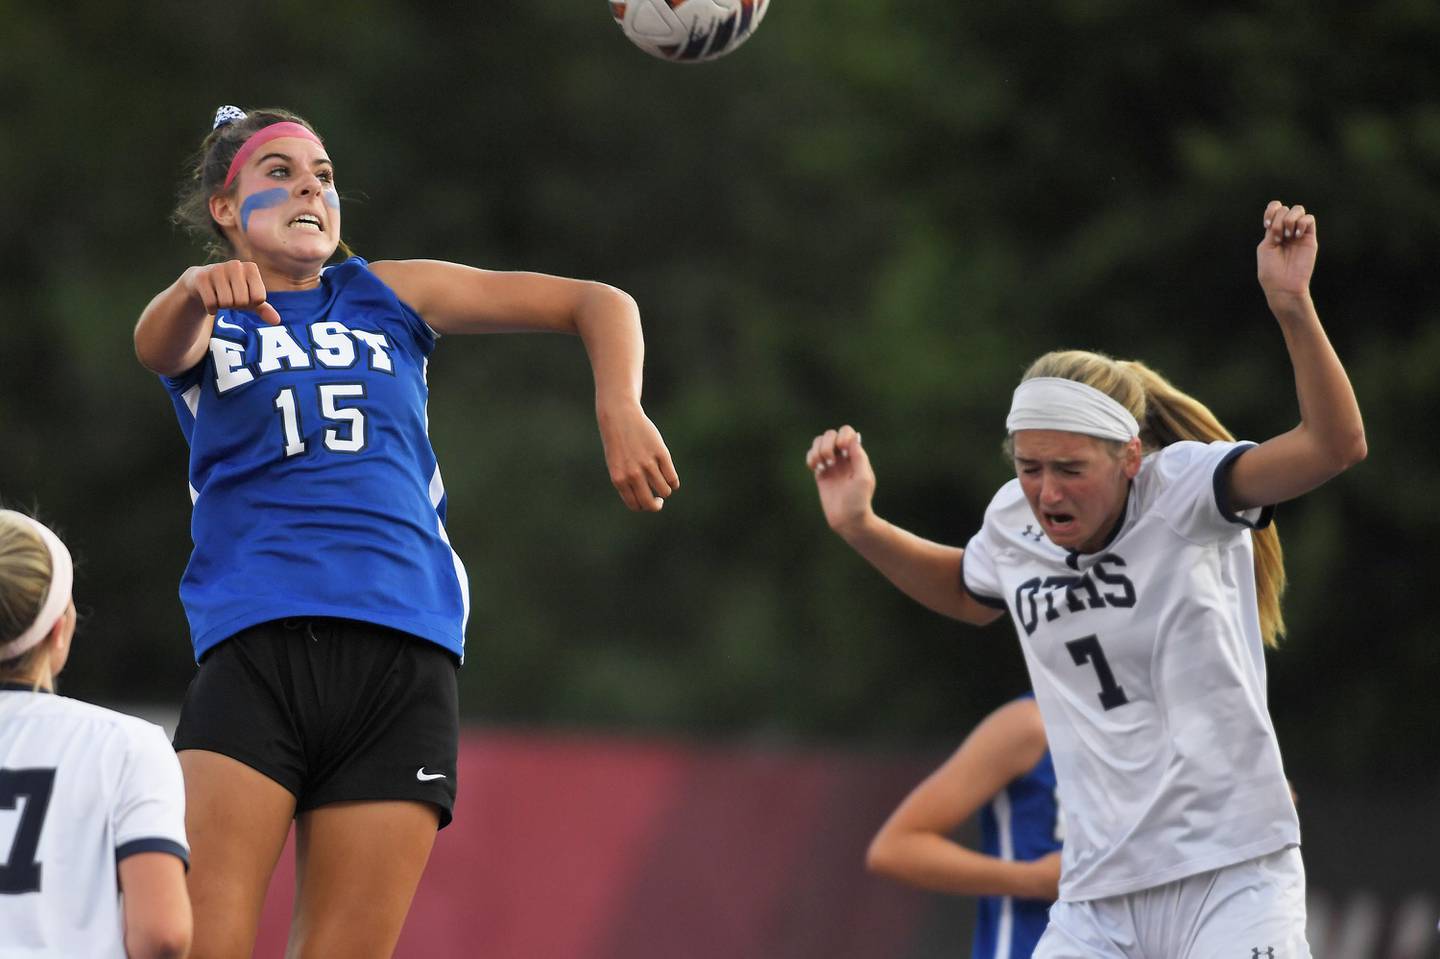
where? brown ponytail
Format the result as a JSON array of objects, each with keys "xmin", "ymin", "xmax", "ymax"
[{"xmin": 1020, "ymin": 350, "xmax": 1287, "ymax": 647}]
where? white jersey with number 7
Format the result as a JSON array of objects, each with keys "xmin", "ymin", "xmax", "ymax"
[
  {"xmin": 0, "ymin": 687, "xmax": 188, "ymax": 957},
  {"xmin": 962, "ymin": 439, "xmax": 1299, "ymax": 902}
]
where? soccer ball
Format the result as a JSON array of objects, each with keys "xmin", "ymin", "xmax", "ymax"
[{"xmin": 610, "ymin": 0, "xmax": 770, "ymax": 63}]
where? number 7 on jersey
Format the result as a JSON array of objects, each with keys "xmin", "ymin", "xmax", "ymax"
[{"xmin": 1066, "ymin": 635, "xmax": 1130, "ymax": 710}]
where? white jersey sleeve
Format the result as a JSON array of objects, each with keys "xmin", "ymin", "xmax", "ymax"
[
  {"xmin": 1148, "ymin": 440, "xmax": 1273, "ymax": 542},
  {"xmin": 961, "ymin": 480, "xmax": 1021, "ymax": 610},
  {"xmin": 113, "ymin": 721, "xmax": 189, "ymax": 865}
]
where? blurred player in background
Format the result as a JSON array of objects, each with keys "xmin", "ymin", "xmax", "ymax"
[
  {"xmin": 867, "ymin": 694, "xmax": 1060, "ymax": 958},
  {"xmin": 134, "ymin": 106, "xmax": 678, "ymax": 958},
  {"xmin": 808, "ymin": 201, "xmax": 1364, "ymax": 957},
  {"xmin": 0, "ymin": 509, "xmax": 191, "ymax": 958}
]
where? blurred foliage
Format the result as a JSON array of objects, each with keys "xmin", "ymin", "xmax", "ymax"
[{"xmin": 1, "ymin": 0, "xmax": 1437, "ymax": 788}]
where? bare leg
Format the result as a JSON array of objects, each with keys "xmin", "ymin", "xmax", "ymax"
[
  {"xmin": 179, "ymin": 750, "xmax": 297, "ymax": 959},
  {"xmin": 286, "ymin": 800, "xmax": 440, "ymax": 959}
]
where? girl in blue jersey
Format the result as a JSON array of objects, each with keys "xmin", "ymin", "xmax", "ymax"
[
  {"xmin": 867, "ymin": 695, "xmax": 1060, "ymax": 959},
  {"xmin": 807, "ymin": 202, "xmax": 1365, "ymax": 957},
  {"xmin": 134, "ymin": 106, "xmax": 679, "ymax": 959}
]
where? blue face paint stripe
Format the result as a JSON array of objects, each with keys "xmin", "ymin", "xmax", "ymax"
[
  {"xmin": 323, "ymin": 189, "xmax": 340, "ymax": 210},
  {"xmin": 240, "ymin": 188, "xmax": 288, "ymax": 232}
]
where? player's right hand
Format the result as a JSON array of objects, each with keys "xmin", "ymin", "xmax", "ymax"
[
  {"xmin": 183, "ymin": 261, "xmax": 282, "ymax": 326},
  {"xmin": 805, "ymin": 425, "xmax": 876, "ymax": 536}
]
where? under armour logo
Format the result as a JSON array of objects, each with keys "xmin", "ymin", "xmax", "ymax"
[
  {"xmin": 1252, "ymin": 948, "xmax": 1275, "ymax": 959},
  {"xmin": 1021, "ymin": 524, "xmax": 1044, "ymax": 542}
]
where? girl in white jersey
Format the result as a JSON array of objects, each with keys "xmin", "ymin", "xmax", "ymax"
[
  {"xmin": 0, "ymin": 510, "xmax": 192, "ymax": 958},
  {"xmin": 806, "ymin": 201, "xmax": 1365, "ymax": 958}
]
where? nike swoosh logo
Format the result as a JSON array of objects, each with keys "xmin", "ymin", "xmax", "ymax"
[
  {"xmin": 215, "ymin": 316, "xmax": 245, "ymax": 332},
  {"xmin": 416, "ymin": 768, "xmax": 447, "ymax": 782}
]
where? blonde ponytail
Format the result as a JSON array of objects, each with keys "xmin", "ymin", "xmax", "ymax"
[{"xmin": 1020, "ymin": 350, "xmax": 1287, "ymax": 647}]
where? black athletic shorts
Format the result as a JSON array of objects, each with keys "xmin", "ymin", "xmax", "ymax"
[{"xmin": 173, "ymin": 617, "xmax": 460, "ymax": 828}]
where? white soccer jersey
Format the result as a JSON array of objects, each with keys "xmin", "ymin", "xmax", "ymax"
[
  {"xmin": 962, "ymin": 440, "xmax": 1300, "ymax": 902},
  {"xmin": 0, "ymin": 685, "xmax": 188, "ymax": 957}
]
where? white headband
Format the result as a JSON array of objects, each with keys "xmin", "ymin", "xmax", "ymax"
[
  {"xmin": 0, "ymin": 512, "xmax": 73, "ymax": 661},
  {"xmin": 1006, "ymin": 377, "xmax": 1140, "ymax": 443}
]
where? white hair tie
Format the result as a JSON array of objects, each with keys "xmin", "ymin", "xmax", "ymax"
[
  {"xmin": 0, "ymin": 512, "xmax": 73, "ymax": 661},
  {"xmin": 213, "ymin": 105, "xmax": 247, "ymax": 129},
  {"xmin": 1006, "ymin": 377, "xmax": 1139, "ymax": 443}
]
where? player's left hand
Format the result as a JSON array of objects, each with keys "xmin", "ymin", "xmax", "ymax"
[
  {"xmin": 1256, "ymin": 200, "xmax": 1318, "ymax": 304},
  {"xmin": 598, "ymin": 400, "xmax": 679, "ymax": 512}
]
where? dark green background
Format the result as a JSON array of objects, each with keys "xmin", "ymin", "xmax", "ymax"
[{"xmin": 1, "ymin": 0, "xmax": 1436, "ymax": 794}]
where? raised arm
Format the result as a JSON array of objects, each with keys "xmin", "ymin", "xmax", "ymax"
[
  {"xmin": 866, "ymin": 697, "xmax": 1059, "ymax": 900},
  {"xmin": 806, "ymin": 426, "xmax": 1002, "ymax": 626},
  {"xmin": 134, "ymin": 261, "xmax": 281, "ymax": 376},
  {"xmin": 371, "ymin": 259, "xmax": 679, "ymax": 512},
  {"xmin": 1227, "ymin": 202, "xmax": 1367, "ymax": 510}
]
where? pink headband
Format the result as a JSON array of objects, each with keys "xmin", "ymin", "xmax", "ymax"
[
  {"xmin": 223, "ymin": 121, "xmax": 325, "ymax": 189},
  {"xmin": 0, "ymin": 512, "xmax": 73, "ymax": 662}
]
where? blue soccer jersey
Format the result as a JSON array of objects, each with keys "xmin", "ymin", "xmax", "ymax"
[
  {"xmin": 162, "ymin": 257, "xmax": 469, "ymax": 661},
  {"xmin": 974, "ymin": 722, "xmax": 1061, "ymax": 959}
]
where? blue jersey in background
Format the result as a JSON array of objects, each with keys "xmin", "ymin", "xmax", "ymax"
[{"xmin": 973, "ymin": 729, "xmax": 1060, "ymax": 958}]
